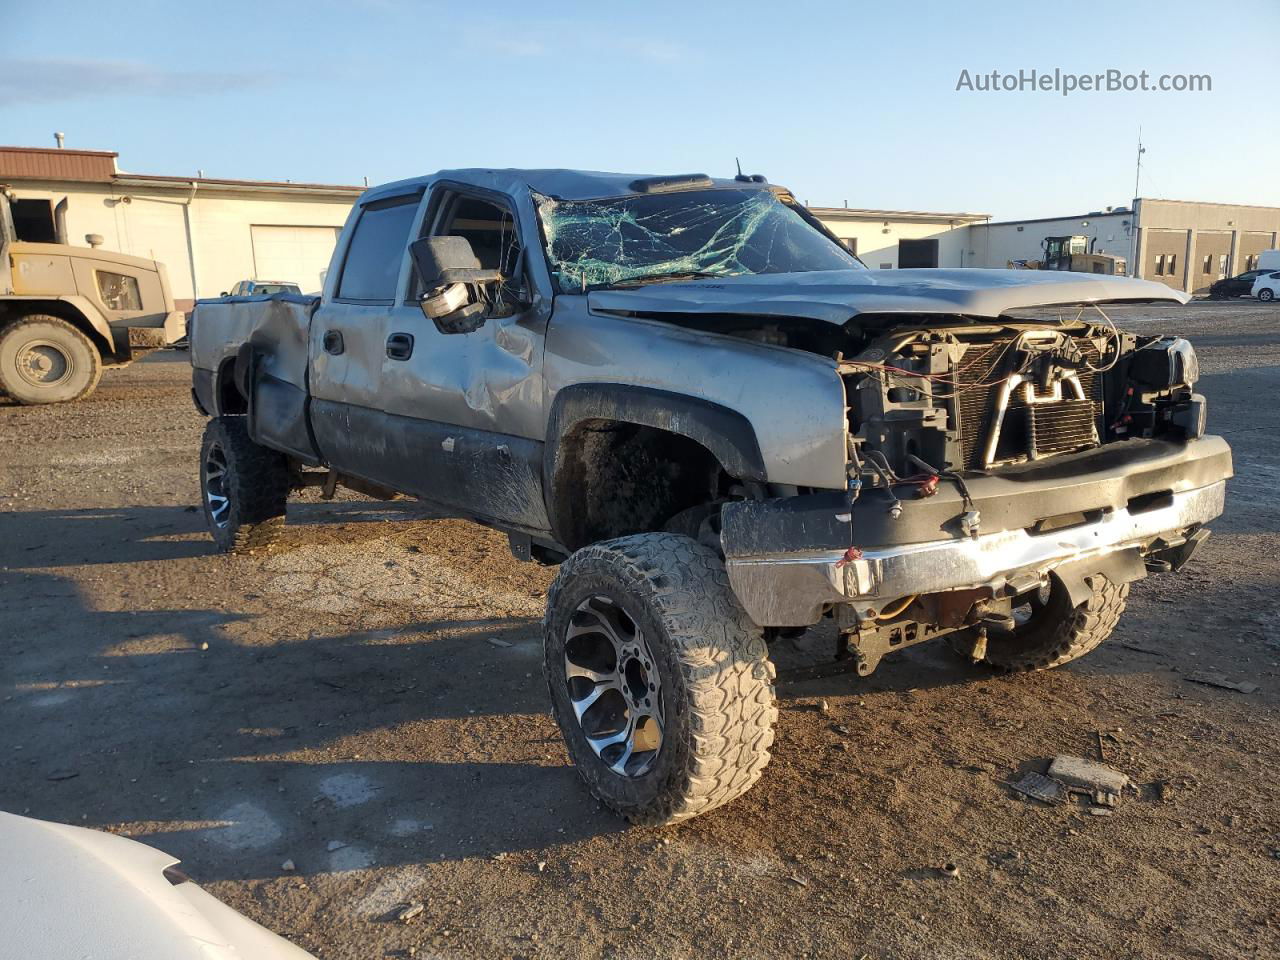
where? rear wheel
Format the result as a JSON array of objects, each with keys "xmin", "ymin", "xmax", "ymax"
[
  {"xmin": 199, "ymin": 416, "xmax": 290, "ymax": 553},
  {"xmin": 0, "ymin": 315, "xmax": 102, "ymax": 404},
  {"xmin": 957, "ymin": 575, "xmax": 1128, "ymax": 672},
  {"xmin": 543, "ymin": 533, "xmax": 776, "ymax": 825}
]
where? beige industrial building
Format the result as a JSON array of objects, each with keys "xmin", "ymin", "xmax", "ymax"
[
  {"xmin": 4, "ymin": 143, "xmax": 1276, "ymax": 303},
  {"xmin": 0, "ymin": 145, "xmax": 361, "ymax": 309},
  {"xmin": 806, "ymin": 206, "xmax": 991, "ymax": 269},
  {"xmin": 970, "ymin": 200, "xmax": 1280, "ymax": 294}
]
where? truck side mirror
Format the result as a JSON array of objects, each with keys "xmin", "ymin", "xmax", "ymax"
[{"xmin": 409, "ymin": 236, "xmax": 502, "ymax": 334}]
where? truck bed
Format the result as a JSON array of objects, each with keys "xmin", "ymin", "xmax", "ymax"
[{"xmin": 190, "ymin": 293, "xmax": 319, "ymax": 417}]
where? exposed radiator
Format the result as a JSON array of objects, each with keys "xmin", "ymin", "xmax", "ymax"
[
  {"xmin": 1029, "ymin": 396, "xmax": 1099, "ymax": 457},
  {"xmin": 953, "ymin": 337, "xmax": 1102, "ymax": 470}
]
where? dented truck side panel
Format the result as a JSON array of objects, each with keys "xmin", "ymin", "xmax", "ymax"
[{"xmin": 542, "ymin": 295, "xmax": 848, "ymax": 490}]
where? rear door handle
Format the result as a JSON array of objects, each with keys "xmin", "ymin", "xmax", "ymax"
[
  {"xmin": 386, "ymin": 332, "xmax": 414, "ymax": 361},
  {"xmin": 322, "ymin": 330, "xmax": 344, "ymax": 355}
]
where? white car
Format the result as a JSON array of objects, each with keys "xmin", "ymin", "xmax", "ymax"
[
  {"xmin": 2, "ymin": 811, "xmax": 315, "ymax": 959},
  {"xmin": 226, "ymin": 279, "xmax": 303, "ymax": 297},
  {"xmin": 1250, "ymin": 271, "xmax": 1280, "ymax": 302}
]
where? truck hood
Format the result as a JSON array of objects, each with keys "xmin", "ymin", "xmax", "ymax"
[{"xmin": 587, "ymin": 268, "xmax": 1188, "ymax": 325}]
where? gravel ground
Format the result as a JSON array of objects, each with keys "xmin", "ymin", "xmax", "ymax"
[{"xmin": 1, "ymin": 299, "xmax": 1277, "ymax": 960}]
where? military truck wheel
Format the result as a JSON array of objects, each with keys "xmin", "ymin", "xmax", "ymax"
[
  {"xmin": 199, "ymin": 416, "xmax": 290, "ymax": 553},
  {"xmin": 0, "ymin": 315, "xmax": 102, "ymax": 404},
  {"xmin": 958, "ymin": 575, "xmax": 1129, "ymax": 672},
  {"xmin": 543, "ymin": 533, "xmax": 776, "ymax": 826}
]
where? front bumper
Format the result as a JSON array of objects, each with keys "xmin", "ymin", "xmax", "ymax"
[{"xmin": 722, "ymin": 436, "xmax": 1231, "ymax": 626}]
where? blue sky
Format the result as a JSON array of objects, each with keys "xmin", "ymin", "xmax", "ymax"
[{"xmin": 2, "ymin": 0, "xmax": 1276, "ymax": 219}]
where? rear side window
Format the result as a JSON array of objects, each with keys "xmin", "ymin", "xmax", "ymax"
[{"xmin": 337, "ymin": 196, "xmax": 420, "ymax": 301}]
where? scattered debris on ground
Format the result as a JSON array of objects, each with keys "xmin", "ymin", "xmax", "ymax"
[
  {"xmin": 1186, "ymin": 672, "xmax": 1260, "ymax": 694},
  {"xmin": 1010, "ymin": 771, "xmax": 1068, "ymax": 805},
  {"xmin": 1047, "ymin": 755, "xmax": 1129, "ymax": 795},
  {"xmin": 396, "ymin": 903, "xmax": 424, "ymax": 924}
]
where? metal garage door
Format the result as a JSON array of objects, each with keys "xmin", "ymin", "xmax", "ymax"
[{"xmin": 250, "ymin": 225, "xmax": 341, "ymax": 294}]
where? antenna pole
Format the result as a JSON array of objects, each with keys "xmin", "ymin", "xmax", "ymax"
[
  {"xmin": 1128, "ymin": 127, "xmax": 1146, "ymax": 277},
  {"xmin": 1133, "ymin": 127, "xmax": 1145, "ymax": 203}
]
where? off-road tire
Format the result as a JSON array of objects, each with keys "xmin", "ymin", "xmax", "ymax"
[
  {"xmin": 966, "ymin": 574, "xmax": 1129, "ymax": 672},
  {"xmin": 544, "ymin": 533, "xmax": 776, "ymax": 825},
  {"xmin": 0, "ymin": 315, "xmax": 102, "ymax": 404},
  {"xmin": 199, "ymin": 416, "xmax": 289, "ymax": 553},
  {"xmin": 1259, "ymin": 288, "xmax": 1276, "ymax": 302}
]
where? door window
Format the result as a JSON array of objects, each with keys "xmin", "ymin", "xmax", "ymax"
[
  {"xmin": 411, "ymin": 191, "xmax": 526, "ymax": 311},
  {"xmin": 336, "ymin": 196, "xmax": 421, "ymax": 302}
]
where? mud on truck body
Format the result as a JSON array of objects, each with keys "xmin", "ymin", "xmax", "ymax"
[{"xmin": 189, "ymin": 170, "xmax": 1231, "ymax": 825}]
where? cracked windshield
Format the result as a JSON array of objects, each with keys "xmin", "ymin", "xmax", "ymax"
[{"xmin": 536, "ymin": 187, "xmax": 862, "ymax": 292}]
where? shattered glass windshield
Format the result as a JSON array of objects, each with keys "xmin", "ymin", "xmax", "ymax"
[{"xmin": 535, "ymin": 188, "xmax": 862, "ymax": 293}]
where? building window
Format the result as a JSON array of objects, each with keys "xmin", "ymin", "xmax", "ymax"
[
  {"xmin": 840, "ymin": 237, "xmax": 858, "ymax": 256},
  {"xmin": 1154, "ymin": 254, "xmax": 1165, "ymax": 276},
  {"xmin": 95, "ymin": 271, "xmax": 141, "ymax": 311},
  {"xmin": 1203, "ymin": 255, "xmax": 1212, "ymax": 275},
  {"xmin": 1219, "ymin": 254, "xmax": 1228, "ymax": 278},
  {"xmin": 336, "ymin": 195, "xmax": 421, "ymax": 302},
  {"xmin": 1167, "ymin": 253, "xmax": 1177, "ymax": 276},
  {"xmin": 1246, "ymin": 254, "xmax": 1258, "ymax": 271}
]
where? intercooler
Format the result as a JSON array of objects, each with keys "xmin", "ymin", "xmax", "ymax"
[{"xmin": 953, "ymin": 337, "xmax": 1103, "ymax": 470}]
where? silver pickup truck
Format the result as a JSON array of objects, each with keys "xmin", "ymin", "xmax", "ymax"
[{"xmin": 189, "ymin": 169, "xmax": 1231, "ymax": 825}]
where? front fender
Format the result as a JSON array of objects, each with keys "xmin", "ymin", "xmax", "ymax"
[
  {"xmin": 545, "ymin": 383, "xmax": 767, "ymax": 486},
  {"xmin": 542, "ymin": 297, "xmax": 849, "ymax": 489}
]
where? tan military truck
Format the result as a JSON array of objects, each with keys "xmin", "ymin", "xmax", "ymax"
[{"xmin": 0, "ymin": 188, "xmax": 185, "ymax": 404}]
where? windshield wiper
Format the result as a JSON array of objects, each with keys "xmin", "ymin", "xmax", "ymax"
[{"xmin": 607, "ymin": 271, "xmax": 732, "ymax": 288}]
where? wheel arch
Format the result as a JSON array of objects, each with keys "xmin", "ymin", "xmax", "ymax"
[
  {"xmin": 1, "ymin": 297, "xmax": 116, "ymax": 360},
  {"xmin": 211, "ymin": 352, "xmax": 249, "ymax": 416},
  {"xmin": 544, "ymin": 384, "xmax": 767, "ymax": 551}
]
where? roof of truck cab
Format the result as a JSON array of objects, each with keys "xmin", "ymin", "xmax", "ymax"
[{"xmin": 359, "ymin": 169, "xmax": 766, "ymax": 204}]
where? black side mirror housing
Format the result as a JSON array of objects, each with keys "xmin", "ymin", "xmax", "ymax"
[{"xmin": 409, "ymin": 236, "xmax": 503, "ymax": 334}]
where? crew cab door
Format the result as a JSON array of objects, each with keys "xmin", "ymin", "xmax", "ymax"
[
  {"xmin": 308, "ymin": 191, "xmax": 424, "ymax": 473},
  {"xmin": 375, "ymin": 183, "xmax": 551, "ymax": 530}
]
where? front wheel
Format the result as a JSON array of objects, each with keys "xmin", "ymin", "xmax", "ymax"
[
  {"xmin": 0, "ymin": 315, "xmax": 102, "ymax": 404},
  {"xmin": 959, "ymin": 574, "xmax": 1129, "ymax": 672},
  {"xmin": 543, "ymin": 533, "xmax": 776, "ymax": 825},
  {"xmin": 1259, "ymin": 288, "xmax": 1276, "ymax": 302},
  {"xmin": 199, "ymin": 416, "xmax": 290, "ymax": 553}
]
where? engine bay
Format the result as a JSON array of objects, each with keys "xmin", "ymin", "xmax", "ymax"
[{"xmin": 838, "ymin": 315, "xmax": 1204, "ymax": 482}]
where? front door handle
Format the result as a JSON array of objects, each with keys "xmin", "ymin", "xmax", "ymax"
[
  {"xmin": 322, "ymin": 330, "xmax": 344, "ymax": 355},
  {"xmin": 386, "ymin": 332, "xmax": 415, "ymax": 361}
]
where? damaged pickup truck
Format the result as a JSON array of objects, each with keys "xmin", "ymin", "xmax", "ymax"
[{"xmin": 189, "ymin": 169, "xmax": 1231, "ymax": 825}]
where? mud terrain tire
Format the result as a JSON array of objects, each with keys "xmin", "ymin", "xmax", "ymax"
[
  {"xmin": 974, "ymin": 574, "xmax": 1129, "ymax": 672},
  {"xmin": 199, "ymin": 416, "xmax": 289, "ymax": 553},
  {"xmin": 544, "ymin": 533, "xmax": 776, "ymax": 825},
  {"xmin": 0, "ymin": 315, "xmax": 102, "ymax": 405}
]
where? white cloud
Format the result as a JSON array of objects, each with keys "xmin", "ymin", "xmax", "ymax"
[{"xmin": 0, "ymin": 58, "xmax": 277, "ymax": 105}]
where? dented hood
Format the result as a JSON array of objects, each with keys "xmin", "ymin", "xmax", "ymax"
[{"xmin": 587, "ymin": 268, "xmax": 1188, "ymax": 324}]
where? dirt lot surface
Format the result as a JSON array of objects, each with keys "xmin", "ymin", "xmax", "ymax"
[{"xmin": 2, "ymin": 300, "xmax": 1278, "ymax": 959}]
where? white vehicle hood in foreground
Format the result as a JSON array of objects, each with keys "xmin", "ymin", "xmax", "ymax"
[
  {"xmin": 587, "ymin": 268, "xmax": 1189, "ymax": 325},
  {"xmin": 0, "ymin": 811, "xmax": 314, "ymax": 960}
]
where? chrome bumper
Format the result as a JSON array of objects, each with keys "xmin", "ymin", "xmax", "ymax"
[{"xmin": 725, "ymin": 479, "xmax": 1226, "ymax": 626}]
